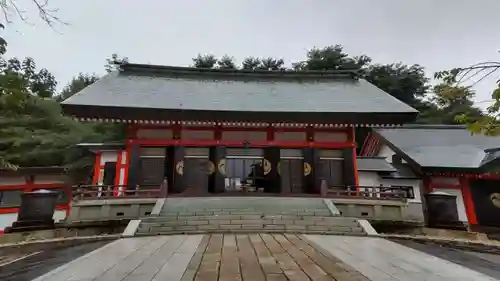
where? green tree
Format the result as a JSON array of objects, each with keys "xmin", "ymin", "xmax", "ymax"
[
  {"xmin": 56, "ymin": 73, "xmax": 99, "ymax": 101},
  {"xmin": 428, "ymin": 83, "xmax": 484, "ymax": 125},
  {"xmin": 257, "ymin": 57, "xmax": 285, "ymax": 70},
  {"xmin": 192, "ymin": 54, "xmax": 217, "ymax": 69},
  {"xmin": 436, "ymin": 63, "xmax": 500, "ymax": 135},
  {"xmin": 217, "ymin": 55, "xmax": 237, "ymax": 69},
  {"xmin": 294, "ymin": 45, "xmax": 371, "ymax": 71},
  {"xmin": 242, "ymin": 57, "xmax": 261, "ymax": 70},
  {"xmin": 364, "ymin": 63, "xmax": 429, "ymax": 108},
  {"xmin": 105, "ymin": 53, "xmax": 129, "ymax": 73}
]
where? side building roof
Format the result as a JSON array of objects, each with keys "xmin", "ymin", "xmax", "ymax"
[
  {"xmin": 357, "ymin": 156, "xmax": 418, "ymax": 179},
  {"xmin": 61, "ymin": 63, "xmax": 418, "ymax": 125},
  {"xmin": 374, "ymin": 125, "xmax": 500, "ymax": 172}
]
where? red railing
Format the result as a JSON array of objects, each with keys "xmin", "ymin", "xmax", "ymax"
[
  {"xmin": 71, "ymin": 183, "xmax": 166, "ymax": 201},
  {"xmin": 321, "ymin": 181, "xmax": 412, "ymax": 201},
  {"xmin": 70, "ymin": 181, "xmax": 412, "ymax": 202}
]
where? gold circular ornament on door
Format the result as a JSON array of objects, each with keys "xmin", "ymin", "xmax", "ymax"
[
  {"xmin": 491, "ymin": 193, "xmax": 500, "ymax": 208},
  {"xmin": 218, "ymin": 159, "xmax": 227, "ymax": 176},
  {"xmin": 175, "ymin": 160, "xmax": 184, "ymax": 176},
  {"xmin": 206, "ymin": 160, "xmax": 215, "ymax": 175},
  {"xmin": 304, "ymin": 162, "xmax": 312, "ymax": 176},
  {"xmin": 263, "ymin": 159, "xmax": 272, "ymax": 175}
]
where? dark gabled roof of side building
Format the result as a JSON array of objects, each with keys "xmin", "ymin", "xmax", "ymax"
[
  {"xmin": 61, "ymin": 63, "xmax": 418, "ymax": 124},
  {"xmin": 374, "ymin": 124, "xmax": 500, "ymax": 171}
]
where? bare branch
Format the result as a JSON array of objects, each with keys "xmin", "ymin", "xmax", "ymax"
[
  {"xmin": 0, "ymin": 0, "xmax": 67, "ymax": 28},
  {"xmin": 30, "ymin": 0, "xmax": 67, "ymax": 28},
  {"xmin": 470, "ymin": 66, "xmax": 500, "ymax": 87}
]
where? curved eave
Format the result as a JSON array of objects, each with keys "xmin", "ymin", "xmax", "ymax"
[{"xmin": 61, "ymin": 104, "xmax": 418, "ymax": 126}]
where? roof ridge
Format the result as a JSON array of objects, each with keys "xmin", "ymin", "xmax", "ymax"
[{"xmin": 119, "ymin": 63, "xmax": 361, "ymax": 80}]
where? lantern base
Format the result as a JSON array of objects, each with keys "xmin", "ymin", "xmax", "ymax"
[{"xmin": 4, "ymin": 219, "xmax": 55, "ymax": 233}]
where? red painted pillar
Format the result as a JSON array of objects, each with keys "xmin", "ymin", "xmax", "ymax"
[
  {"xmin": 460, "ymin": 177, "xmax": 478, "ymax": 225},
  {"xmin": 123, "ymin": 141, "xmax": 132, "ymax": 186},
  {"xmin": 350, "ymin": 126, "xmax": 359, "ymax": 188},
  {"xmin": 92, "ymin": 152, "xmax": 102, "ymax": 185},
  {"xmin": 113, "ymin": 151, "xmax": 124, "ymax": 196}
]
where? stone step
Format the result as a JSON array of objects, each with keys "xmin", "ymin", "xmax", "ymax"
[
  {"xmin": 141, "ymin": 216, "xmax": 359, "ymax": 226},
  {"xmin": 159, "ymin": 197, "xmax": 334, "ymax": 216},
  {"xmin": 142, "ymin": 214, "xmax": 352, "ymax": 223},
  {"xmin": 136, "ymin": 225, "xmax": 366, "ymax": 236},
  {"xmin": 159, "ymin": 209, "xmax": 333, "ymax": 216},
  {"xmin": 135, "ymin": 216, "xmax": 364, "ymax": 236},
  {"xmin": 134, "ymin": 197, "xmax": 360, "ymax": 236}
]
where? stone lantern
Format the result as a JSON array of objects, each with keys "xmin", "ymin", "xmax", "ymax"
[{"xmin": 4, "ymin": 189, "xmax": 59, "ymax": 233}]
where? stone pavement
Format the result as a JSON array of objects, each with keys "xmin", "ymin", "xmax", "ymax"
[
  {"xmin": 306, "ymin": 235, "xmax": 499, "ymax": 281},
  {"xmin": 30, "ymin": 234, "xmax": 500, "ymax": 281}
]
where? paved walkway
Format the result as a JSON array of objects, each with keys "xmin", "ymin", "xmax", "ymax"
[
  {"xmin": 306, "ymin": 235, "xmax": 499, "ymax": 281},
  {"xmin": 30, "ymin": 234, "xmax": 500, "ymax": 281}
]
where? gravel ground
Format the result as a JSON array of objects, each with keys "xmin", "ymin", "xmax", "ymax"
[{"xmin": 0, "ymin": 240, "xmax": 110, "ymax": 281}]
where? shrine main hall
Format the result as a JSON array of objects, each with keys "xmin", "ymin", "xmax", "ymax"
[{"xmin": 62, "ymin": 63, "xmax": 417, "ymax": 196}]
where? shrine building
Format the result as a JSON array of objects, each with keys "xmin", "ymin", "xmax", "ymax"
[
  {"xmin": 62, "ymin": 63, "xmax": 418, "ymax": 197},
  {"xmin": 362, "ymin": 125, "xmax": 500, "ymax": 229}
]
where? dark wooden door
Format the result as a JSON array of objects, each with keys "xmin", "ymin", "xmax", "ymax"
[
  {"xmin": 139, "ymin": 158, "xmax": 165, "ymax": 187},
  {"xmin": 183, "ymin": 158, "xmax": 209, "ymax": 195},
  {"xmin": 280, "ymin": 159, "xmax": 304, "ymax": 193},
  {"xmin": 103, "ymin": 162, "xmax": 117, "ymax": 186},
  {"xmin": 470, "ymin": 179, "xmax": 500, "ymax": 227},
  {"xmin": 319, "ymin": 159, "xmax": 344, "ymax": 189}
]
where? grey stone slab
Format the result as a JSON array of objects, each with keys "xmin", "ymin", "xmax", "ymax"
[
  {"xmin": 153, "ymin": 235, "xmax": 203, "ymax": 281},
  {"xmin": 65, "ymin": 238, "xmax": 154, "ymax": 281},
  {"xmin": 30, "ymin": 236, "xmax": 202, "ymax": 281},
  {"xmin": 357, "ymin": 219, "xmax": 378, "ymax": 235},
  {"xmin": 304, "ymin": 235, "xmax": 499, "ymax": 281},
  {"xmin": 125, "ymin": 235, "xmax": 186, "ymax": 279},
  {"xmin": 31, "ymin": 240, "xmax": 121, "ymax": 281},
  {"xmin": 32, "ymin": 237, "xmax": 153, "ymax": 281},
  {"xmin": 94, "ymin": 236, "xmax": 171, "ymax": 281},
  {"xmin": 122, "ymin": 219, "xmax": 142, "ymax": 237}
]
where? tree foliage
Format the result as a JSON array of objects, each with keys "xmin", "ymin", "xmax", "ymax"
[
  {"xmin": 105, "ymin": 53, "xmax": 129, "ymax": 73},
  {"xmin": 56, "ymin": 73, "xmax": 99, "ymax": 101},
  {"xmin": 0, "ymin": 27, "xmax": 125, "ymax": 181},
  {"xmin": 1, "ymin": 41, "xmax": 487, "ymax": 174},
  {"xmin": 435, "ymin": 64, "xmax": 500, "ymax": 135}
]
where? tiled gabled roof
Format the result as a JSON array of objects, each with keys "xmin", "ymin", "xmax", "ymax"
[
  {"xmin": 375, "ymin": 125, "xmax": 500, "ymax": 170},
  {"xmin": 61, "ymin": 63, "xmax": 418, "ymax": 124}
]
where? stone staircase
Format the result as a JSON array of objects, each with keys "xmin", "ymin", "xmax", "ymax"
[{"xmin": 134, "ymin": 197, "xmax": 371, "ymax": 236}]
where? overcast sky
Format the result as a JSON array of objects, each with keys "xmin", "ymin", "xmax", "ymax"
[{"xmin": 5, "ymin": 0, "xmax": 500, "ymax": 107}]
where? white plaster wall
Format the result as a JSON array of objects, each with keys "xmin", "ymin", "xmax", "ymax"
[
  {"xmin": 377, "ymin": 145, "xmax": 396, "ymax": 162},
  {"xmin": 137, "ymin": 129, "xmax": 173, "ymax": 139},
  {"xmin": 120, "ymin": 151, "xmax": 127, "ymax": 165},
  {"xmin": 314, "ymin": 132, "xmax": 347, "ymax": 142},
  {"xmin": 380, "ymin": 178, "xmax": 422, "ymax": 203},
  {"xmin": 358, "ymin": 171, "xmax": 422, "ymax": 203},
  {"xmin": 433, "ymin": 188, "xmax": 468, "ymax": 223},
  {"xmin": 0, "ymin": 176, "xmax": 26, "ymax": 186},
  {"xmin": 53, "ymin": 210, "xmax": 67, "ymax": 222},
  {"xmin": 358, "ymin": 171, "xmax": 379, "ymax": 186},
  {"xmin": 0, "ymin": 213, "xmax": 17, "ymax": 232},
  {"xmin": 34, "ymin": 174, "xmax": 66, "ymax": 184},
  {"xmin": 431, "ymin": 177, "xmax": 460, "ymax": 186},
  {"xmin": 181, "ymin": 130, "xmax": 214, "ymax": 140},
  {"xmin": 100, "ymin": 151, "xmax": 118, "ymax": 165}
]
